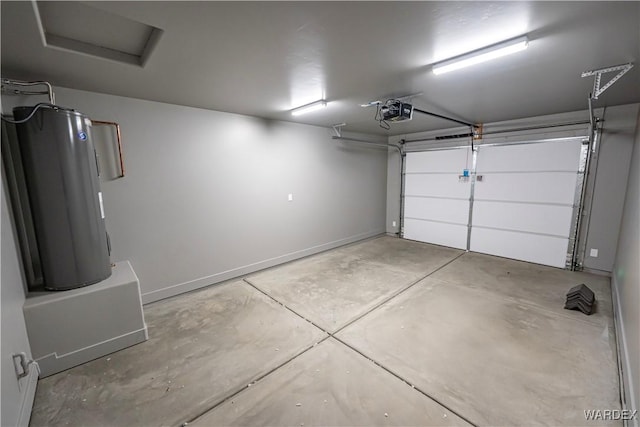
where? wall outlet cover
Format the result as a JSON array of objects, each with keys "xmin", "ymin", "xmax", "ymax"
[{"xmin": 589, "ymin": 248, "xmax": 599, "ymax": 257}]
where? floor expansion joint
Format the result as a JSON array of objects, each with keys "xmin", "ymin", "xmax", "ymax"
[
  {"xmin": 180, "ymin": 335, "xmax": 331, "ymax": 427},
  {"xmin": 243, "ymin": 278, "xmax": 327, "ymax": 332},
  {"xmin": 226, "ymin": 253, "xmax": 477, "ymax": 427},
  {"xmin": 333, "ymin": 252, "xmax": 466, "ymax": 335},
  {"xmin": 331, "ymin": 334, "xmax": 478, "ymax": 427}
]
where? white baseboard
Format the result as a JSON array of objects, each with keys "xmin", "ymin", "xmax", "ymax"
[
  {"xmin": 142, "ymin": 230, "xmax": 386, "ymax": 304},
  {"xmin": 581, "ymin": 266, "xmax": 612, "ymax": 277},
  {"xmin": 17, "ymin": 363, "xmax": 39, "ymax": 427},
  {"xmin": 612, "ymin": 275, "xmax": 639, "ymax": 427}
]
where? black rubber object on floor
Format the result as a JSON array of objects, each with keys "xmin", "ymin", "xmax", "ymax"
[{"xmin": 564, "ymin": 284, "xmax": 596, "ymax": 315}]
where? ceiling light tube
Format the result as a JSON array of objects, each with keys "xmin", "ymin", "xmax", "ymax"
[
  {"xmin": 432, "ymin": 36, "xmax": 529, "ymax": 75},
  {"xmin": 291, "ymin": 100, "xmax": 327, "ymax": 116}
]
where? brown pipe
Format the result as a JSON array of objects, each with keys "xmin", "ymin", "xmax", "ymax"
[{"xmin": 91, "ymin": 120, "xmax": 125, "ymax": 178}]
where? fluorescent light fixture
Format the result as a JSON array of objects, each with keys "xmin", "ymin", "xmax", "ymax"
[
  {"xmin": 291, "ymin": 100, "xmax": 327, "ymax": 116},
  {"xmin": 432, "ymin": 36, "xmax": 529, "ymax": 75}
]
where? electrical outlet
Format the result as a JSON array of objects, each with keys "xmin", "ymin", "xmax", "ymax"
[
  {"xmin": 589, "ymin": 248, "xmax": 599, "ymax": 258},
  {"xmin": 392, "ymin": 221, "xmax": 397, "ymax": 227},
  {"xmin": 288, "ymin": 193, "xmax": 293, "ymax": 202}
]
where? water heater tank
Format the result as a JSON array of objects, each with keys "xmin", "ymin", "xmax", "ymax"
[{"xmin": 13, "ymin": 105, "xmax": 111, "ymax": 290}]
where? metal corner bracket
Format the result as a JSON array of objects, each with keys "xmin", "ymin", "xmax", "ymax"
[{"xmin": 581, "ymin": 63, "xmax": 634, "ymax": 100}]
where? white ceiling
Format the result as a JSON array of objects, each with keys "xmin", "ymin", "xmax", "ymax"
[{"xmin": 2, "ymin": 1, "xmax": 639, "ymax": 136}]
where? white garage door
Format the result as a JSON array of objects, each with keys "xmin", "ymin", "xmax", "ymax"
[
  {"xmin": 470, "ymin": 139, "xmax": 583, "ymax": 268},
  {"xmin": 402, "ymin": 137, "xmax": 585, "ymax": 268},
  {"xmin": 403, "ymin": 148, "xmax": 472, "ymax": 250}
]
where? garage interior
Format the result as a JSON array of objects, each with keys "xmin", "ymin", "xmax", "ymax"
[{"xmin": 1, "ymin": 2, "xmax": 639, "ymax": 426}]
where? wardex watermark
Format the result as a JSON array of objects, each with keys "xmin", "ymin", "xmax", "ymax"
[{"xmin": 584, "ymin": 409, "xmax": 638, "ymax": 421}]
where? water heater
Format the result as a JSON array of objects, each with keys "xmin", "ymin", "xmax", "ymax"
[{"xmin": 13, "ymin": 105, "xmax": 111, "ymax": 290}]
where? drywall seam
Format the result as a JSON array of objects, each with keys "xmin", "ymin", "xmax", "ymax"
[{"xmin": 142, "ymin": 229, "xmax": 385, "ymax": 304}]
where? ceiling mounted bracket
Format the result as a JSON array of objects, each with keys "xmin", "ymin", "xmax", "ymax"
[
  {"xmin": 331, "ymin": 123, "xmax": 347, "ymax": 137},
  {"xmin": 360, "ymin": 92, "xmax": 423, "ymax": 108},
  {"xmin": 581, "ymin": 63, "xmax": 634, "ymax": 100},
  {"xmin": 473, "ymin": 124, "xmax": 483, "ymax": 140}
]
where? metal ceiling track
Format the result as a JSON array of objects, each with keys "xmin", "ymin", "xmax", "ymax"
[
  {"xmin": 330, "ymin": 135, "xmax": 403, "ymax": 155},
  {"xmin": 330, "ymin": 122, "xmax": 403, "ymax": 154},
  {"xmin": 411, "ymin": 107, "xmax": 483, "ymax": 142},
  {"xmin": 581, "ymin": 62, "xmax": 634, "ymax": 100},
  {"xmin": 412, "ymin": 107, "xmax": 475, "ymax": 129},
  {"xmin": 402, "ymin": 120, "xmax": 591, "ymax": 145}
]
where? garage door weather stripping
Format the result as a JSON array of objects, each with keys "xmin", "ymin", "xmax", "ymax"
[{"xmin": 432, "ymin": 36, "xmax": 529, "ymax": 75}]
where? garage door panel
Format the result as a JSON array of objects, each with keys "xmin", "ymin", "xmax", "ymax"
[
  {"xmin": 403, "ymin": 139, "xmax": 582, "ymax": 269},
  {"xmin": 404, "ymin": 174, "xmax": 470, "ymax": 199},
  {"xmin": 470, "ymin": 139, "xmax": 580, "ymax": 268},
  {"xmin": 404, "ymin": 218, "xmax": 468, "ymax": 250},
  {"xmin": 474, "ymin": 173, "xmax": 578, "ymax": 204},
  {"xmin": 472, "ymin": 201, "xmax": 574, "ymax": 237},
  {"xmin": 404, "ymin": 197, "xmax": 469, "ymax": 225},
  {"xmin": 403, "ymin": 149, "xmax": 471, "ymax": 250},
  {"xmin": 470, "ymin": 227, "xmax": 569, "ymax": 268},
  {"xmin": 405, "ymin": 149, "xmax": 470, "ymax": 173},
  {"xmin": 476, "ymin": 140, "xmax": 583, "ymax": 172}
]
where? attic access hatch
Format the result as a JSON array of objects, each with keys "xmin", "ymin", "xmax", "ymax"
[{"xmin": 33, "ymin": 1, "xmax": 163, "ymax": 67}]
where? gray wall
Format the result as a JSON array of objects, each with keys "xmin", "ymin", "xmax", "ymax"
[
  {"xmin": 612, "ymin": 108, "xmax": 640, "ymax": 423},
  {"xmin": 583, "ymin": 104, "xmax": 639, "ymax": 272},
  {"xmin": 3, "ymin": 87, "xmax": 387, "ymax": 303}
]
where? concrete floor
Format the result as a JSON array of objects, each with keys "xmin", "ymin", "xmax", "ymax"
[{"xmin": 30, "ymin": 236, "xmax": 620, "ymax": 426}]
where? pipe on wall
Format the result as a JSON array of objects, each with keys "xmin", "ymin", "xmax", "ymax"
[{"xmin": 1, "ymin": 78, "xmax": 55, "ymax": 104}]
